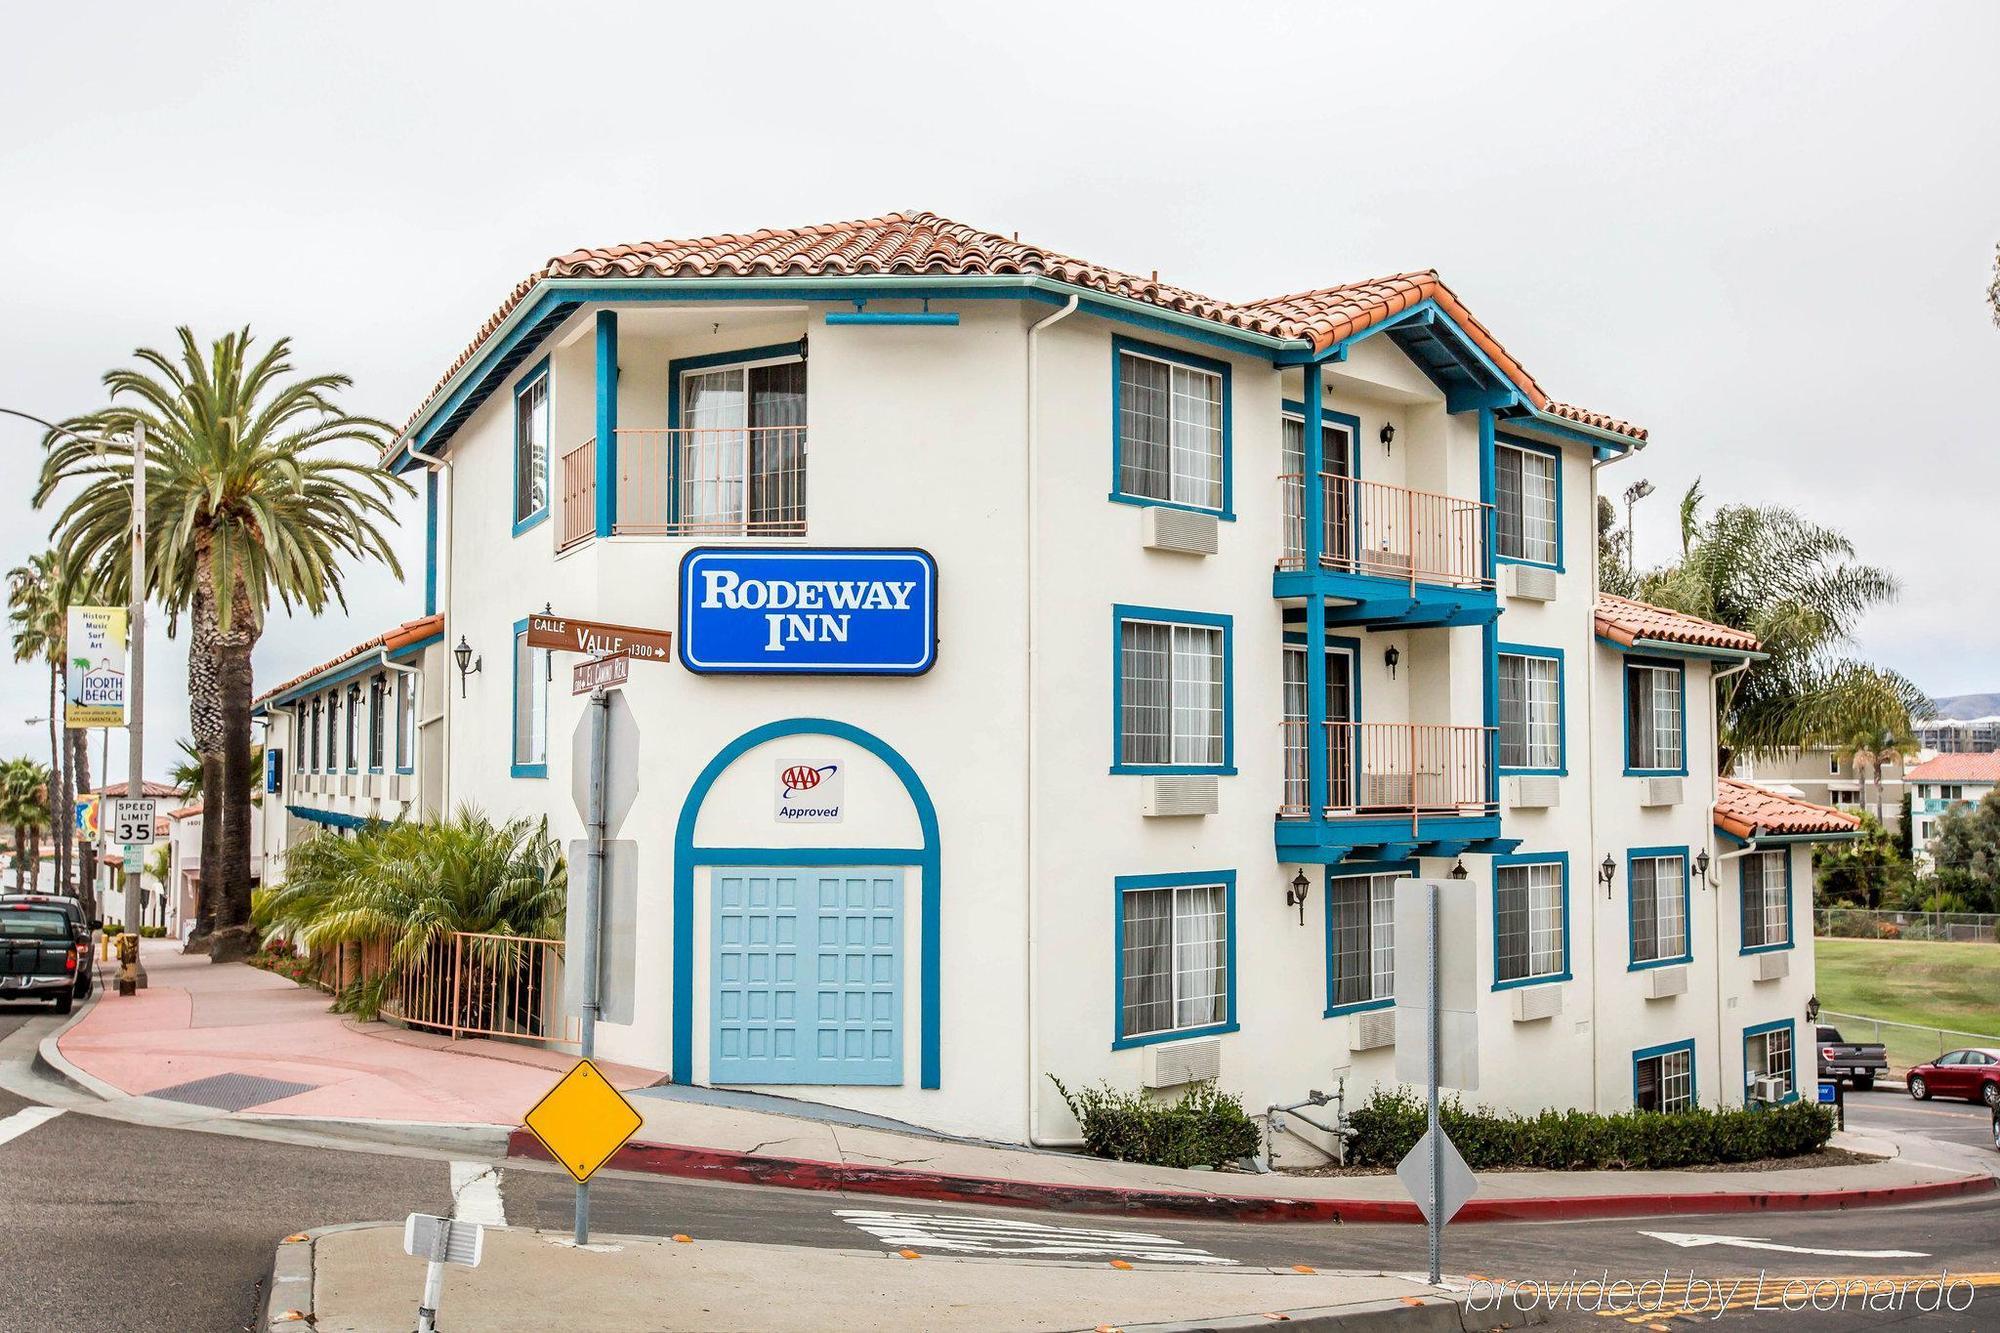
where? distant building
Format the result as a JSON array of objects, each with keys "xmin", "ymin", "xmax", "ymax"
[
  {"xmin": 1903, "ymin": 752, "xmax": 2000, "ymax": 871},
  {"xmin": 1915, "ymin": 717, "xmax": 2000, "ymax": 755},
  {"xmin": 1731, "ymin": 748, "xmax": 1906, "ymax": 832}
]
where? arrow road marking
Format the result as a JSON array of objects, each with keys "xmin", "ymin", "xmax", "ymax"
[
  {"xmin": 1639, "ymin": 1230, "xmax": 1929, "ymax": 1259},
  {"xmin": 833, "ymin": 1209, "xmax": 1236, "ymax": 1265},
  {"xmin": 0, "ymin": 1105, "xmax": 64, "ymax": 1149}
]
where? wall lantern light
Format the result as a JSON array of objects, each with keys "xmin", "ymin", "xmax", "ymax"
[
  {"xmin": 1287, "ymin": 868, "xmax": 1311, "ymax": 926},
  {"xmin": 1379, "ymin": 422, "xmax": 1396, "ymax": 455},
  {"xmin": 1449, "ymin": 859, "xmax": 1469, "ymax": 881},
  {"xmin": 453, "ymin": 635, "xmax": 482, "ymax": 697},
  {"xmin": 1693, "ymin": 849, "xmax": 1711, "ymax": 882},
  {"xmin": 1598, "ymin": 853, "xmax": 1617, "ymax": 898},
  {"xmin": 1384, "ymin": 645, "xmax": 1400, "ymax": 679}
]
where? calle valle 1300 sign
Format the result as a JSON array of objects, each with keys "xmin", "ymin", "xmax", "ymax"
[{"xmin": 678, "ymin": 547, "xmax": 937, "ymax": 676}]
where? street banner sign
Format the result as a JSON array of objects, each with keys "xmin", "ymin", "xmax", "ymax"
[
  {"xmin": 1393, "ymin": 879, "xmax": 1479, "ymax": 1091},
  {"xmin": 572, "ymin": 651, "xmax": 629, "ymax": 696},
  {"xmin": 1397, "ymin": 1127, "xmax": 1477, "ymax": 1225},
  {"xmin": 65, "ymin": 606, "xmax": 128, "ymax": 727},
  {"xmin": 570, "ymin": 689, "xmax": 639, "ymax": 836},
  {"xmin": 527, "ymin": 614, "xmax": 671, "ymax": 663},
  {"xmin": 109, "ymin": 798, "xmax": 158, "ymax": 846},
  {"xmin": 522, "ymin": 1058, "xmax": 643, "ymax": 1183},
  {"xmin": 678, "ymin": 547, "xmax": 938, "ymax": 675},
  {"xmin": 75, "ymin": 794, "xmax": 100, "ymax": 841}
]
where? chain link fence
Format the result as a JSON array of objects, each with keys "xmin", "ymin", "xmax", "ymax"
[{"xmin": 1813, "ymin": 907, "xmax": 2000, "ymax": 943}]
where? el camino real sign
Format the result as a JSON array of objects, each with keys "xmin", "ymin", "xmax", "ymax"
[{"xmin": 678, "ymin": 547, "xmax": 938, "ymax": 676}]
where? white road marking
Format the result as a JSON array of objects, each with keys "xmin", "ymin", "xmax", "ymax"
[
  {"xmin": 0, "ymin": 1105, "xmax": 64, "ymax": 1149},
  {"xmin": 833, "ymin": 1208, "xmax": 1236, "ymax": 1265},
  {"xmin": 450, "ymin": 1160, "xmax": 506, "ymax": 1227},
  {"xmin": 1640, "ymin": 1229, "xmax": 1928, "ymax": 1259}
]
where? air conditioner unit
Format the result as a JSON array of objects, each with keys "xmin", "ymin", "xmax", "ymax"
[
  {"xmin": 1140, "ymin": 775, "xmax": 1217, "ymax": 818},
  {"xmin": 1139, "ymin": 1037, "xmax": 1221, "ymax": 1090},
  {"xmin": 1638, "ymin": 777, "xmax": 1684, "ymax": 807},
  {"xmin": 1140, "ymin": 506, "xmax": 1219, "ymax": 556},
  {"xmin": 1510, "ymin": 985, "xmax": 1563, "ymax": 1023},
  {"xmin": 1645, "ymin": 965, "xmax": 1689, "ymax": 1000},
  {"xmin": 1749, "ymin": 1074, "xmax": 1788, "ymax": 1104},
  {"xmin": 1503, "ymin": 775, "xmax": 1560, "ymax": 810},
  {"xmin": 1754, "ymin": 951, "xmax": 1790, "ymax": 982},
  {"xmin": 1350, "ymin": 1008, "xmax": 1396, "ymax": 1051},
  {"xmin": 1361, "ymin": 549, "xmax": 1413, "ymax": 577},
  {"xmin": 1361, "ymin": 773, "xmax": 1415, "ymax": 808},
  {"xmin": 1503, "ymin": 564, "xmax": 1559, "ymax": 602}
]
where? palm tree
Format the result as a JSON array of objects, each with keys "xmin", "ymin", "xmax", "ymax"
[
  {"xmin": 1635, "ymin": 489, "xmax": 1930, "ymax": 768},
  {"xmin": 0, "ymin": 758, "xmax": 51, "ymax": 891},
  {"xmin": 8, "ymin": 552, "xmax": 71, "ymax": 901},
  {"xmin": 35, "ymin": 327, "xmax": 408, "ymax": 959},
  {"xmin": 1837, "ymin": 725, "xmax": 1915, "ymax": 825}
]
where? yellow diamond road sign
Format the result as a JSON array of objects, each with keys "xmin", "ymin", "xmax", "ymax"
[{"xmin": 522, "ymin": 1058, "xmax": 643, "ymax": 1183}]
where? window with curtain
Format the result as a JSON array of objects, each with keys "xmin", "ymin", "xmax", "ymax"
[
  {"xmin": 1739, "ymin": 851, "xmax": 1789, "ymax": 949},
  {"xmin": 1498, "ymin": 653, "xmax": 1561, "ymax": 770},
  {"xmin": 514, "ymin": 370, "xmax": 549, "ymax": 525},
  {"xmin": 1625, "ymin": 661, "xmax": 1683, "ymax": 771},
  {"xmin": 308, "ymin": 699, "xmax": 321, "ymax": 772},
  {"xmin": 1119, "ymin": 882, "xmax": 1229, "ymax": 1040},
  {"xmin": 1329, "ymin": 872, "xmax": 1402, "ymax": 1008},
  {"xmin": 1745, "ymin": 1026, "xmax": 1795, "ymax": 1099},
  {"xmin": 368, "ymin": 675, "xmax": 386, "ymax": 771},
  {"xmin": 324, "ymin": 693, "xmax": 338, "ymax": 772},
  {"xmin": 1279, "ymin": 416, "xmax": 1354, "ymax": 564},
  {"xmin": 1118, "ymin": 350, "xmax": 1223, "ymax": 512},
  {"xmin": 1119, "ymin": 618, "xmax": 1224, "ymax": 767},
  {"xmin": 513, "ymin": 626, "xmax": 549, "ymax": 773},
  {"xmin": 344, "ymin": 685, "xmax": 360, "ymax": 770},
  {"xmin": 1496, "ymin": 861, "xmax": 1565, "ymax": 984},
  {"xmin": 1630, "ymin": 853, "xmax": 1689, "ymax": 964},
  {"xmin": 1495, "ymin": 442, "xmax": 1558, "ymax": 565},
  {"xmin": 679, "ymin": 358, "xmax": 807, "ymax": 535},
  {"xmin": 1635, "ymin": 1045, "xmax": 1694, "ymax": 1112},
  {"xmin": 397, "ymin": 676, "xmax": 416, "ymax": 772}
]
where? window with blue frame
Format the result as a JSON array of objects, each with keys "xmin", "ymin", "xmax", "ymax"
[
  {"xmin": 1327, "ymin": 868, "xmax": 1404, "ymax": 1014},
  {"xmin": 1113, "ymin": 339, "xmax": 1229, "ymax": 517},
  {"xmin": 367, "ymin": 674, "xmax": 386, "ymax": 773},
  {"xmin": 1494, "ymin": 857, "xmax": 1567, "ymax": 987},
  {"xmin": 1494, "ymin": 438, "xmax": 1559, "ymax": 567},
  {"xmin": 1624, "ymin": 658, "xmax": 1685, "ymax": 774},
  {"xmin": 1113, "ymin": 607, "xmax": 1232, "ymax": 772},
  {"xmin": 1497, "ymin": 647, "xmax": 1563, "ymax": 774},
  {"xmin": 396, "ymin": 675, "xmax": 416, "ymax": 774},
  {"xmin": 513, "ymin": 360, "xmax": 550, "ymax": 533},
  {"xmin": 1743, "ymin": 1020, "xmax": 1796, "ymax": 1103},
  {"xmin": 1629, "ymin": 849, "xmax": 1691, "ymax": 967},
  {"xmin": 344, "ymin": 684, "xmax": 360, "ymax": 771},
  {"xmin": 1634, "ymin": 1040, "xmax": 1696, "ymax": 1112},
  {"xmin": 308, "ymin": 698, "xmax": 322, "ymax": 772},
  {"xmin": 1115, "ymin": 872, "xmax": 1234, "ymax": 1046},
  {"xmin": 1739, "ymin": 850, "xmax": 1791, "ymax": 952},
  {"xmin": 512, "ymin": 621, "xmax": 549, "ymax": 777}
]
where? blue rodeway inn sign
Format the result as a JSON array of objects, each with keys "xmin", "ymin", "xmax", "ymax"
[{"xmin": 679, "ymin": 547, "xmax": 938, "ymax": 675}]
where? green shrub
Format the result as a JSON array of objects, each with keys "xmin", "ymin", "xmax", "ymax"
[
  {"xmin": 1346, "ymin": 1087, "xmax": 1834, "ymax": 1170},
  {"xmin": 1051, "ymin": 1076, "xmax": 1260, "ymax": 1168}
]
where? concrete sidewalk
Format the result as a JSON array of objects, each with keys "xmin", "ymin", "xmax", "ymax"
[{"xmin": 272, "ymin": 1223, "xmax": 1489, "ymax": 1333}]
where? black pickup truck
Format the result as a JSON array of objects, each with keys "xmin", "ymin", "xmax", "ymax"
[
  {"xmin": 0, "ymin": 904, "xmax": 80, "ymax": 1014},
  {"xmin": 1817, "ymin": 1024, "xmax": 1891, "ymax": 1090}
]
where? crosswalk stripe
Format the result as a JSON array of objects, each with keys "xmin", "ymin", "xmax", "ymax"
[
  {"xmin": 449, "ymin": 1161, "xmax": 506, "ymax": 1227},
  {"xmin": 0, "ymin": 1106, "xmax": 64, "ymax": 1149},
  {"xmin": 833, "ymin": 1208, "xmax": 1236, "ymax": 1265}
]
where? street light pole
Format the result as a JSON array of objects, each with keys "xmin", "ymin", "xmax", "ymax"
[
  {"xmin": 1621, "ymin": 478, "xmax": 1655, "ymax": 576},
  {"xmin": 124, "ymin": 419, "xmax": 145, "ymax": 942}
]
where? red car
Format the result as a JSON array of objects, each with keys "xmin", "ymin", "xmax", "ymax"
[{"xmin": 1906, "ymin": 1048, "xmax": 2000, "ymax": 1108}]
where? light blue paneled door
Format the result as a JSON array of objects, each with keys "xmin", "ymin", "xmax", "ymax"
[{"xmin": 710, "ymin": 868, "xmax": 903, "ymax": 1086}]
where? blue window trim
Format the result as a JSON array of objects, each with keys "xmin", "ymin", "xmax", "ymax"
[
  {"xmin": 423, "ymin": 469, "xmax": 439, "ymax": 615},
  {"xmin": 366, "ymin": 673, "xmax": 386, "ymax": 774},
  {"xmin": 510, "ymin": 617, "xmax": 548, "ymax": 779},
  {"xmin": 1490, "ymin": 850, "xmax": 1573, "ymax": 991},
  {"xmin": 1627, "ymin": 845, "xmax": 1694, "ymax": 970},
  {"xmin": 1323, "ymin": 860, "xmax": 1413, "ymax": 1017},
  {"xmin": 1742, "ymin": 1017, "xmax": 1800, "ymax": 1105},
  {"xmin": 1492, "ymin": 434, "xmax": 1564, "ymax": 573},
  {"xmin": 1621, "ymin": 655, "xmax": 1690, "ymax": 777},
  {"xmin": 1495, "ymin": 642, "xmax": 1567, "ymax": 777},
  {"xmin": 343, "ymin": 683, "xmax": 360, "ymax": 774},
  {"xmin": 665, "ymin": 340, "xmax": 808, "ymax": 529},
  {"xmin": 1112, "ymin": 870, "xmax": 1239, "ymax": 1049},
  {"xmin": 511, "ymin": 356, "xmax": 551, "ymax": 537},
  {"xmin": 1110, "ymin": 605, "xmax": 1235, "ymax": 775},
  {"xmin": 1737, "ymin": 847, "xmax": 1795, "ymax": 955},
  {"xmin": 1279, "ymin": 401, "xmax": 1363, "ymax": 483},
  {"xmin": 394, "ymin": 674, "xmax": 416, "ymax": 776},
  {"xmin": 1109, "ymin": 336, "xmax": 1235, "ymax": 520},
  {"xmin": 1633, "ymin": 1038, "xmax": 1698, "ymax": 1110}
]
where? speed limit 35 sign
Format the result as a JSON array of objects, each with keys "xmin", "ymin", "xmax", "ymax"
[{"xmin": 109, "ymin": 798, "xmax": 158, "ymax": 845}]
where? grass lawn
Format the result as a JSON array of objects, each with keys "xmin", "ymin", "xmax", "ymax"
[{"xmin": 1814, "ymin": 937, "xmax": 2000, "ymax": 1072}]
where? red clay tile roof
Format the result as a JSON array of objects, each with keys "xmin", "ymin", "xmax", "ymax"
[
  {"xmin": 401, "ymin": 211, "xmax": 1649, "ymax": 445},
  {"xmin": 168, "ymin": 802, "xmax": 203, "ymax": 820},
  {"xmin": 87, "ymin": 780, "xmax": 183, "ymax": 799},
  {"xmin": 1714, "ymin": 777, "xmax": 1862, "ymax": 839},
  {"xmin": 1903, "ymin": 753, "xmax": 2000, "ymax": 784},
  {"xmin": 255, "ymin": 614, "xmax": 444, "ymax": 706},
  {"xmin": 1595, "ymin": 594, "xmax": 1760, "ymax": 654},
  {"xmin": 1543, "ymin": 402, "xmax": 1648, "ymax": 443}
]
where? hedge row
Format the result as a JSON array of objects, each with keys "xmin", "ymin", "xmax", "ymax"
[
  {"xmin": 1051, "ymin": 1076, "xmax": 1261, "ymax": 1168},
  {"xmin": 1347, "ymin": 1088, "xmax": 1836, "ymax": 1170}
]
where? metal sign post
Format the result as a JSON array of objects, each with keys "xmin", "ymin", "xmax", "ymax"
[
  {"xmin": 573, "ymin": 684, "xmax": 611, "ymax": 1245},
  {"xmin": 1392, "ymin": 878, "xmax": 1479, "ymax": 1285},
  {"xmin": 404, "ymin": 1212, "xmax": 483, "ymax": 1333}
]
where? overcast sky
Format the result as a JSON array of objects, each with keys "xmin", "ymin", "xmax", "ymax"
[{"xmin": 2, "ymin": 0, "xmax": 1995, "ymax": 783}]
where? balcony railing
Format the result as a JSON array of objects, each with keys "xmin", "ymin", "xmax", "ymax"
[
  {"xmin": 1279, "ymin": 720, "xmax": 1497, "ymax": 821},
  {"xmin": 1278, "ymin": 474, "xmax": 1491, "ymax": 589},
  {"xmin": 617, "ymin": 425, "xmax": 807, "ymax": 537},
  {"xmin": 558, "ymin": 437, "xmax": 596, "ymax": 551}
]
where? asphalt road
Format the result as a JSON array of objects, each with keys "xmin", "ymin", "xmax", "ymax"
[{"xmin": 2, "ymin": 997, "xmax": 1997, "ymax": 1332}]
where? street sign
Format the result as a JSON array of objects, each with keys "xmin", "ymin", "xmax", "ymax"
[
  {"xmin": 527, "ymin": 613, "xmax": 671, "ymax": 663},
  {"xmin": 678, "ymin": 547, "xmax": 938, "ymax": 675},
  {"xmin": 65, "ymin": 606, "xmax": 128, "ymax": 727},
  {"xmin": 1393, "ymin": 879, "xmax": 1479, "ymax": 1091},
  {"xmin": 522, "ymin": 1058, "xmax": 643, "ymax": 1183},
  {"xmin": 570, "ymin": 689, "xmax": 639, "ymax": 836},
  {"xmin": 1396, "ymin": 1127, "xmax": 1477, "ymax": 1225},
  {"xmin": 403, "ymin": 1213, "xmax": 484, "ymax": 1267},
  {"xmin": 572, "ymin": 651, "xmax": 629, "ymax": 696},
  {"xmin": 109, "ymin": 798, "xmax": 158, "ymax": 846}
]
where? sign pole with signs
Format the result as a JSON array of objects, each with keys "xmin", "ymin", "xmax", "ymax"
[
  {"xmin": 1392, "ymin": 878, "xmax": 1480, "ymax": 1284},
  {"xmin": 572, "ymin": 679, "xmax": 612, "ymax": 1244},
  {"xmin": 126, "ymin": 419, "xmax": 148, "ymax": 947}
]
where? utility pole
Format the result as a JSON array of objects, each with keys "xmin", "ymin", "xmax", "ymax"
[{"xmin": 124, "ymin": 420, "xmax": 146, "ymax": 959}]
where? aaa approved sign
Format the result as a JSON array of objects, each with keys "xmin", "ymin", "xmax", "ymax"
[{"xmin": 521, "ymin": 1058, "xmax": 643, "ymax": 1182}]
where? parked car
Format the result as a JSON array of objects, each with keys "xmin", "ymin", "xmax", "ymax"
[
  {"xmin": 0, "ymin": 904, "xmax": 81, "ymax": 1013},
  {"xmin": 1905, "ymin": 1048, "xmax": 2000, "ymax": 1108},
  {"xmin": 1816, "ymin": 1025, "xmax": 1890, "ymax": 1090},
  {"xmin": 0, "ymin": 894, "xmax": 97, "ymax": 998}
]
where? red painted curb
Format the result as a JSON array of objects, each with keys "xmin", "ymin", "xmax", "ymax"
[{"xmin": 506, "ymin": 1130, "xmax": 1996, "ymax": 1225}]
